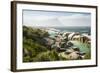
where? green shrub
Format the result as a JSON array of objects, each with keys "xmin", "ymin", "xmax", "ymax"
[{"xmin": 31, "ymin": 50, "xmax": 60, "ymax": 62}]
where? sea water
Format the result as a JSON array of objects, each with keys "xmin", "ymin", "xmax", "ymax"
[
  {"xmin": 55, "ymin": 26, "xmax": 91, "ymax": 35},
  {"xmin": 48, "ymin": 26, "xmax": 91, "ymax": 38}
]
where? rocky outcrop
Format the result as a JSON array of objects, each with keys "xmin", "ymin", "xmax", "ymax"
[
  {"xmin": 60, "ymin": 47, "xmax": 86, "ymax": 60},
  {"xmin": 43, "ymin": 31, "xmax": 89, "ymax": 60}
]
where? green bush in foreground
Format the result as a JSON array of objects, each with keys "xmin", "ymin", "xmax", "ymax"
[
  {"xmin": 23, "ymin": 26, "xmax": 64, "ymax": 62},
  {"xmin": 30, "ymin": 50, "xmax": 60, "ymax": 62}
]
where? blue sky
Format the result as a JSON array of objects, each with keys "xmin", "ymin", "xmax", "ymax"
[{"xmin": 23, "ymin": 10, "xmax": 91, "ymax": 27}]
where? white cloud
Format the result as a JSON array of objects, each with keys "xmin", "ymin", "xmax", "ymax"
[
  {"xmin": 23, "ymin": 12, "xmax": 91, "ymax": 27},
  {"xmin": 58, "ymin": 14, "xmax": 91, "ymax": 27}
]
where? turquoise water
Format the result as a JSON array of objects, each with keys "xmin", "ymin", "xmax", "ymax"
[
  {"xmin": 71, "ymin": 41, "xmax": 90, "ymax": 53},
  {"xmin": 71, "ymin": 41, "xmax": 91, "ymax": 59}
]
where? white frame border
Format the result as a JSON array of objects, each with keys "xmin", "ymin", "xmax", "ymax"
[{"xmin": 16, "ymin": 3, "xmax": 97, "ymax": 70}]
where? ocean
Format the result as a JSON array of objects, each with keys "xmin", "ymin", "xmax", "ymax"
[{"xmin": 54, "ymin": 26, "xmax": 91, "ymax": 35}]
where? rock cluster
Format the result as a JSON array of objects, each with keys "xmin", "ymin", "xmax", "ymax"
[{"xmin": 45, "ymin": 31, "xmax": 90, "ymax": 60}]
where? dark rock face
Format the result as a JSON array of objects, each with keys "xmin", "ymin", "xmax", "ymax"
[
  {"xmin": 67, "ymin": 42, "xmax": 74, "ymax": 47},
  {"xmin": 72, "ymin": 47, "xmax": 80, "ymax": 52}
]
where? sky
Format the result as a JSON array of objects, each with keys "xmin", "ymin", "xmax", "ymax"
[{"xmin": 23, "ymin": 10, "xmax": 91, "ymax": 27}]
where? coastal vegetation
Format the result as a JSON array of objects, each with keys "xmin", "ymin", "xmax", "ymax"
[{"xmin": 23, "ymin": 26, "xmax": 91, "ymax": 62}]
